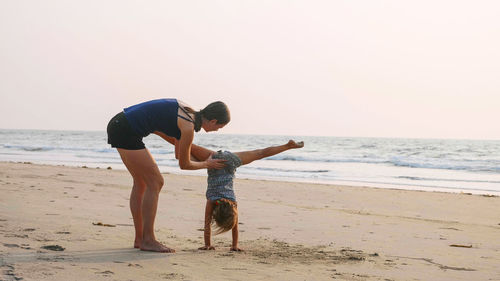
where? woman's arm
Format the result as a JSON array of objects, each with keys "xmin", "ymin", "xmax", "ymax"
[
  {"xmin": 190, "ymin": 143, "xmax": 216, "ymax": 162},
  {"xmin": 153, "ymin": 131, "xmax": 181, "ymax": 159},
  {"xmin": 176, "ymin": 122, "xmax": 225, "ymax": 170},
  {"xmin": 154, "ymin": 131, "xmax": 215, "ymax": 161},
  {"xmin": 199, "ymin": 200, "xmax": 215, "ymax": 250},
  {"xmin": 153, "ymin": 131, "xmax": 176, "ymax": 145}
]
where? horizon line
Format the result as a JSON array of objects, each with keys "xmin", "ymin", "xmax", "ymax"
[{"xmin": 0, "ymin": 127, "xmax": 499, "ymax": 142}]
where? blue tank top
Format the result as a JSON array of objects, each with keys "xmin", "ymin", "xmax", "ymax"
[{"xmin": 123, "ymin": 99, "xmax": 183, "ymax": 139}]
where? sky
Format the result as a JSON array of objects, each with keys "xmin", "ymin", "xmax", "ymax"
[{"xmin": 0, "ymin": 1, "xmax": 499, "ymax": 139}]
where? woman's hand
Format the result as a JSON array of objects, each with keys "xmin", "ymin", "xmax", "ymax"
[
  {"xmin": 206, "ymin": 153, "xmax": 226, "ymax": 169},
  {"xmin": 198, "ymin": 245, "xmax": 215, "ymax": 250}
]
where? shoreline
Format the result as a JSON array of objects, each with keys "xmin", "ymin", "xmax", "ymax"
[
  {"xmin": 4, "ymin": 160, "xmax": 500, "ymax": 197},
  {"xmin": 1, "ymin": 162, "xmax": 499, "ymax": 280}
]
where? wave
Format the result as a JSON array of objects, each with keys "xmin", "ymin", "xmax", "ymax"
[
  {"xmin": 266, "ymin": 154, "xmax": 386, "ymax": 164},
  {"xmin": 266, "ymin": 154, "xmax": 500, "ymax": 173},
  {"xmin": 4, "ymin": 143, "xmax": 499, "ymax": 173},
  {"xmin": 242, "ymin": 166, "xmax": 330, "ymax": 173},
  {"xmin": 320, "ymin": 178, "xmax": 500, "ymax": 194},
  {"xmin": 3, "ymin": 145, "xmax": 55, "ymax": 152},
  {"xmin": 390, "ymin": 158, "xmax": 500, "ymax": 173},
  {"xmin": 396, "ymin": 176, "xmax": 500, "ymax": 184},
  {"xmin": 2, "ymin": 144, "xmax": 174, "ymax": 156}
]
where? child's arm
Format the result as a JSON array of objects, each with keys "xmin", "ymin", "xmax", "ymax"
[
  {"xmin": 230, "ymin": 216, "xmax": 243, "ymax": 251},
  {"xmin": 234, "ymin": 140, "xmax": 304, "ymax": 165},
  {"xmin": 198, "ymin": 200, "xmax": 216, "ymax": 250}
]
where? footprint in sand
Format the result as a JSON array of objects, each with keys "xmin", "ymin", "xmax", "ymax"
[
  {"xmin": 440, "ymin": 227, "xmax": 462, "ymax": 231},
  {"xmin": 3, "ymin": 264, "xmax": 22, "ymax": 280},
  {"xmin": 41, "ymin": 245, "xmax": 65, "ymax": 251},
  {"xmin": 92, "ymin": 222, "xmax": 116, "ymax": 227},
  {"xmin": 160, "ymin": 273, "xmax": 184, "ymax": 279},
  {"xmin": 5, "ymin": 234, "xmax": 28, "ymax": 238},
  {"xmin": 96, "ymin": 270, "xmax": 114, "ymax": 275}
]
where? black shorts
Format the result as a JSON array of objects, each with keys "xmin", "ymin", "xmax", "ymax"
[{"xmin": 107, "ymin": 112, "xmax": 146, "ymax": 150}]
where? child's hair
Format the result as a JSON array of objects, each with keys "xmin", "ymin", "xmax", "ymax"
[{"xmin": 212, "ymin": 198, "xmax": 238, "ymax": 235}]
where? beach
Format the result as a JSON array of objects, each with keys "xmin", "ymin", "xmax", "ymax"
[{"xmin": 1, "ymin": 162, "xmax": 499, "ymax": 281}]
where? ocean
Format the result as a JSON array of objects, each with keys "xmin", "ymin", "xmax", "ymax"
[{"xmin": 1, "ymin": 129, "xmax": 499, "ymax": 195}]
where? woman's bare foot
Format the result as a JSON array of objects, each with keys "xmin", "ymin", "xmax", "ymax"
[
  {"xmin": 230, "ymin": 246, "xmax": 244, "ymax": 252},
  {"xmin": 287, "ymin": 140, "xmax": 304, "ymax": 149},
  {"xmin": 134, "ymin": 237, "xmax": 142, "ymax": 248},
  {"xmin": 140, "ymin": 240, "xmax": 175, "ymax": 253}
]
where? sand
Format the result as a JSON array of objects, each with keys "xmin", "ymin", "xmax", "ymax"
[{"xmin": 1, "ymin": 162, "xmax": 499, "ymax": 281}]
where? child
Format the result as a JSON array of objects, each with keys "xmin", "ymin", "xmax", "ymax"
[{"xmin": 190, "ymin": 140, "xmax": 304, "ymax": 251}]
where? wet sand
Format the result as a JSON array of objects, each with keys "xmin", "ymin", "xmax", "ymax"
[{"xmin": 1, "ymin": 162, "xmax": 499, "ymax": 280}]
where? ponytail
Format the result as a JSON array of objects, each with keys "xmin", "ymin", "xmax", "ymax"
[{"xmin": 194, "ymin": 111, "xmax": 202, "ymax": 132}]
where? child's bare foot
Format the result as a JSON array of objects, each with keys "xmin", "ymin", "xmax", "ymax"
[
  {"xmin": 230, "ymin": 247, "xmax": 244, "ymax": 252},
  {"xmin": 140, "ymin": 240, "xmax": 175, "ymax": 253},
  {"xmin": 198, "ymin": 245, "xmax": 215, "ymax": 250},
  {"xmin": 287, "ymin": 140, "xmax": 304, "ymax": 149}
]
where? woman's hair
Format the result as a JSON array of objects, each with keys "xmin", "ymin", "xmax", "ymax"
[
  {"xmin": 193, "ymin": 101, "xmax": 230, "ymax": 132},
  {"xmin": 212, "ymin": 198, "xmax": 238, "ymax": 235}
]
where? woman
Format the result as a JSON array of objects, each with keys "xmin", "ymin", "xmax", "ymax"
[{"xmin": 107, "ymin": 98, "xmax": 230, "ymax": 253}]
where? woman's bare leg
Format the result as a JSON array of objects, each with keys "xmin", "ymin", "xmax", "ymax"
[
  {"xmin": 117, "ymin": 148, "xmax": 175, "ymax": 253},
  {"xmin": 130, "ymin": 178, "xmax": 146, "ymax": 248}
]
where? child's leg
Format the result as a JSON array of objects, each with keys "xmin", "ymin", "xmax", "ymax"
[{"xmin": 234, "ymin": 140, "xmax": 304, "ymax": 165}]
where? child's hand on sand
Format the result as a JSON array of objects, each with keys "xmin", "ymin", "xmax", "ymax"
[
  {"xmin": 287, "ymin": 140, "xmax": 304, "ymax": 149},
  {"xmin": 198, "ymin": 245, "xmax": 215, "ymax": 250}
]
